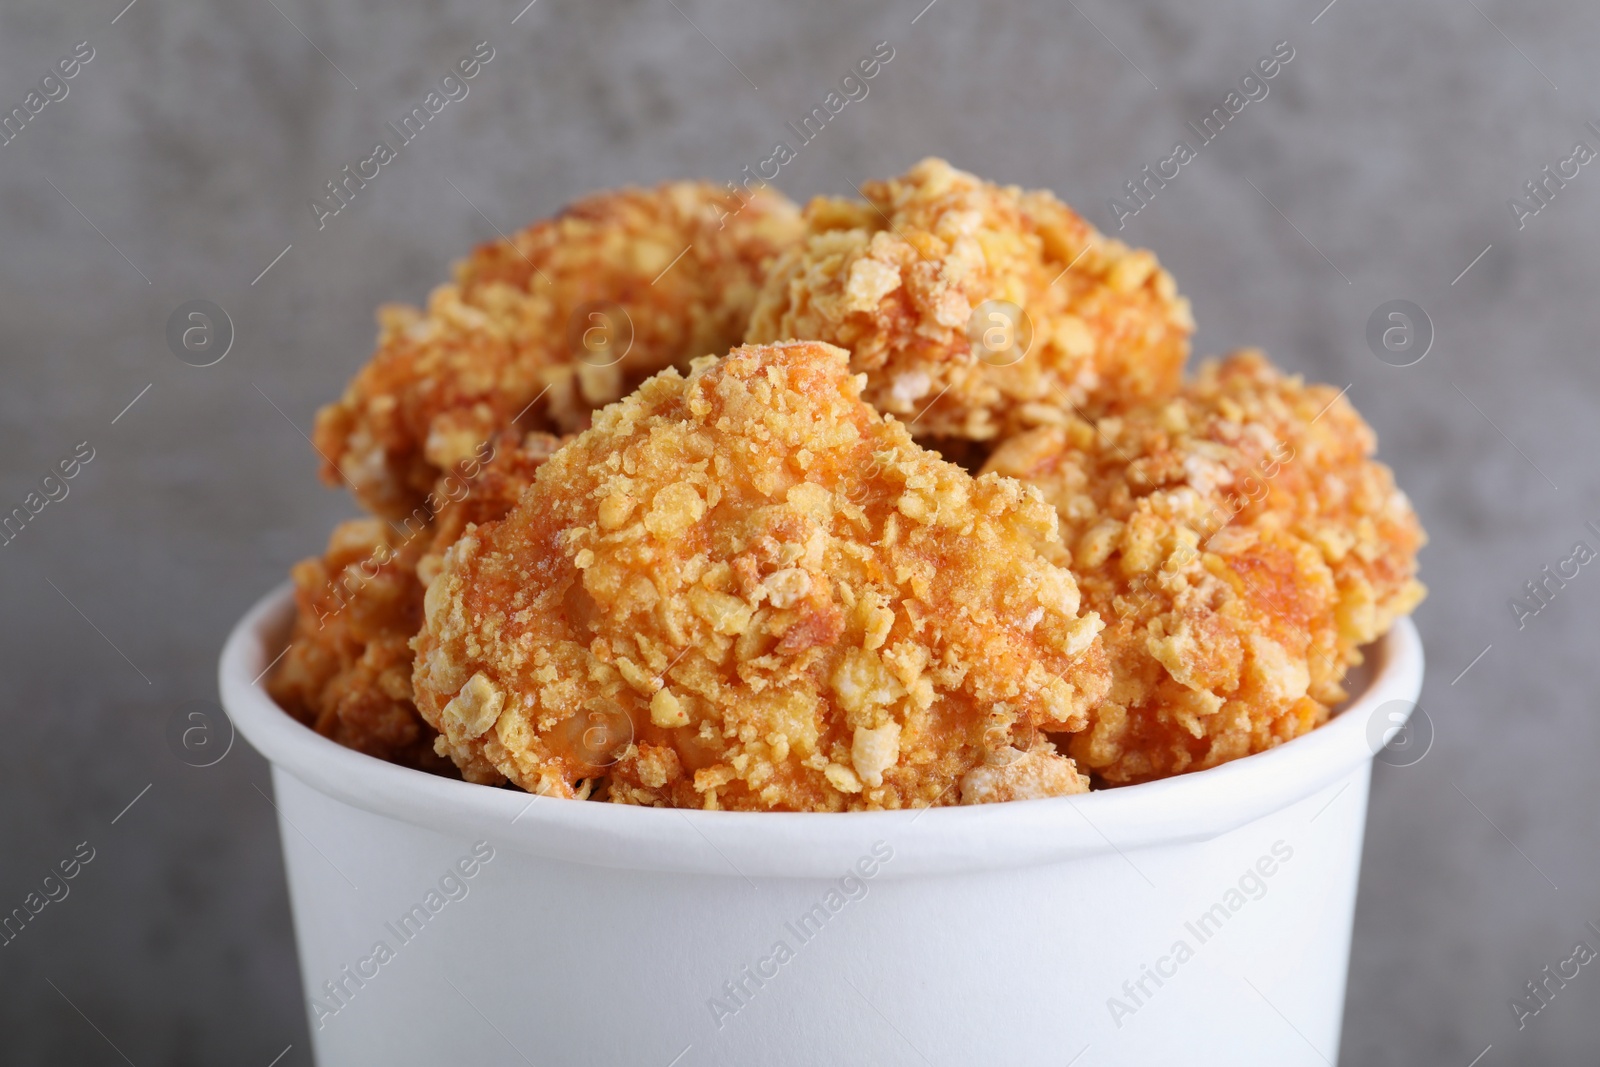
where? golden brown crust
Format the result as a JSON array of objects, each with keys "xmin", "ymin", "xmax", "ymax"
[
  {"xmin": 412, "ymin": 341, "xmax": 1110, "ymax": 810},
  {"xmin": 983, "ymin": 350, "xmax": 1426, "ymax": 784},
  {"xmin": 313, "ymin": 182, "xmax": 803, "ymax": 518},
  {"xmin": 745, "ymin": 158, "xmax": 1194, "ymax": 443},
  {"xmin": 267, "ymin": 432, "xmax": 564, "ymax": 775},
  {"xmin": 267, "ymin": 519, "xmax": 441, "ymax": 771},
  {"xmin": 274, "ymin": 162, "xmax": 1430, "ymax": 799}
]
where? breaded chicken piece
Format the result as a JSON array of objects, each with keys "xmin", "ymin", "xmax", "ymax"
[
  {"xmin": 412, "ymin": 341, "xmax": 1111, "ymax": 810},
  {"xmin": 983, "ymin": 351, "xmax": 1426, "ymax": 784},
  {"xmin": 268, "ymin": 433, "xmax": 564, "ymax": 774},
  {"xmin": 267, "ymin": 519, "xmax": 441, "ymax": 771},
  {"xmin": 313, "ymin": 182, "xmax": 803, "ymax": 518},
  {"xmin": 745, "ymin": 158, "xmax": 1194, "ymax": 447}
]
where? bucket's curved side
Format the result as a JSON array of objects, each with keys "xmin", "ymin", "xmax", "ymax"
[{"xmin": 274, "ymin": 758, "xmax": 1370, "ymax": 1066}]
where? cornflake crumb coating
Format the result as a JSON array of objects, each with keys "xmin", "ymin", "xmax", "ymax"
[
  {"xmin": 312, "ymin": 182, "xmax": 803, "ymax": 518},
  {"xmin": 268, "ymin": 433, "xmax": 564, "ymax": 776},
  {"xmin": 745, "ymin": 158, "xmax": 1194, "ymax": 444},
  {"xmin": 411, "ymin": 341, "xmax": 1111, "ymax": 810},
  {"xmin": 983, "ymin": 350, "xmax": 1426, "ymax": 784}
]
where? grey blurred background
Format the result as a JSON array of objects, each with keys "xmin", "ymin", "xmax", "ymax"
[{"xmin": 0, "ymin": 0, "xmax": 1592, "ymax": 1062}]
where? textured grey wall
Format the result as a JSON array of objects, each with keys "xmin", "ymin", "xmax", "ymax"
[{"xmin": 0, "ymin": 0, "xmax": 1593, "ymax": 1062}]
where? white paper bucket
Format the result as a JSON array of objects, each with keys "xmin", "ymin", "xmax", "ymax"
[{"xmin": 221, "ymin": 583, "xmax": 1422, "ymax": 1066}]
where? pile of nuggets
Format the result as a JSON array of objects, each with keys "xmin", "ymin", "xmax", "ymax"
[{"xmin": 269, "ymin": 158, "xmax": 1425, "ymax": 811}]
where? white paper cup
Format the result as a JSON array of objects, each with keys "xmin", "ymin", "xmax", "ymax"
[{"xmin": 221, "ymin": 583, "xmax": 1423, "ymax": 1067}]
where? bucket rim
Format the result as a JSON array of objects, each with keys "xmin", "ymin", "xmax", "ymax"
[{"xmin": 221, "ymin": 582, "xmax": 1423, "ymax": 878}]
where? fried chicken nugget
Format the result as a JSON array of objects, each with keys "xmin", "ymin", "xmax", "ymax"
[
  {"xmin": 268, "ymin": 432, "xmax": 564, "ymax": 774},
  {"xmin": 411, "ymin": 341, "xmax": 1111, "ymax": 810},
  {"xmin": 983, "ymin": 350, "xmax": 1426, "ymax": 784},
  {"xmin": 745, "ymin": 158, "xmax": 1194, "ymax": 445},
  {"xmin": 312, "ymin": 182, "xmax": 803, "ymax": 518}
]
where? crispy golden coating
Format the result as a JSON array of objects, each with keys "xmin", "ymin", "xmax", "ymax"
[
  {"xmin": 412, "ymin": 341, "xmax": 1110, "ymax": 810},
  {"xmin": 745, "ymin": 158, "xmax": 1194, "ymax": 445},
  {"xmin": 983, "ymin": 351, "xmax": 1426, "ymax": 784},
  {"xmin": 313, "ymin": 182, "xmax": 803, "ymax": 518},
  {"xmin": 267, "ymin": 519, "xmax": 441, "ymax": 771},
  {"xmin": 268, "ymin": 433, "xmax": 563, "ymax": 773}
]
